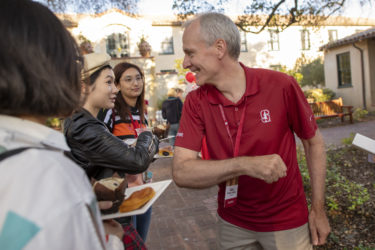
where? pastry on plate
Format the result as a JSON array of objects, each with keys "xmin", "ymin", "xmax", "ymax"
[{"xmin": 119, "ymin": 187, "xmax": 155, "ymax": 212}]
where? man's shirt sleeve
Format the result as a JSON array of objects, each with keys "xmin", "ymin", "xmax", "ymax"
[
  {"xmin": 284, "ymin": 76, "xmax": 317, "ymax": 140},
  {"xmin": 174, "ymin": 92, "xmax": 205, "ymax": 152}
]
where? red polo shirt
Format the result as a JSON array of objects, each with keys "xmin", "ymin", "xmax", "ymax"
[{"xmin": 175, "ymin": 63, "xmax": 317, "ymax": 232}]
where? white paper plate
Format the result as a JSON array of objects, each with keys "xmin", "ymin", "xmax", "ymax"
[{"xmin": 101, "ymin": 179, "xmax": 172, "ymax": 220}]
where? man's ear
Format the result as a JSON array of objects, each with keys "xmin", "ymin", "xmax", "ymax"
[{"xmin": 215, "ymin": 39, "xmax": 226, "ymax": 60}]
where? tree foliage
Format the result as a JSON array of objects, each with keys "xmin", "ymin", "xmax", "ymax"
[
  {"xmin": 39, "ymin": 0, "xmax": 139, "ymax": 14},
  {"xmin": 277, "ymin": 54, "xmax": 325, "ymax": 87},
  {"xmin": 172, "ymin": 0, "xmax": 371, "ymax": 33},
  {"xmin": 299, "ymin": 57, "xmax": 325, "ymax": 87}
]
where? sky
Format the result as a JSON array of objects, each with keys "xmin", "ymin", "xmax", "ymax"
[{"xmin": 35, "ymin": 0, "xmax": 374, "ymax": 18}]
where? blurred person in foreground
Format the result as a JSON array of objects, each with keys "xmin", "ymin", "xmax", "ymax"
[
  {"xmin": 173, "ymin": 12, "xmax": 330, "ymax": 250},
  {"xmin": 0, "ymin": 0, "xmax": 124, "ymax": 249}
]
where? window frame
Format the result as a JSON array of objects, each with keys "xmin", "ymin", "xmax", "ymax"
[
  {"xmin": 336, "ymin": 52, "xmax": 352, "ymax": 88},
  {"xmin": 106, "ymin": 32, "xmax": 130, "ymax": 58},
  {"xmin": 240, "ymin": 30, "xmax": 248, "ymax": 52},
  {"xmin": 300, "ymin": 29, "xmax": 311, "ymax": 50},
  {"xmin": 268, "ymin": 29, "xmax": 280, "ymax": 51},
  {"xmin": 159, "ymin": 37, "xmax": 174, "ymax": 55},
  {"xmin": 328, "ymin": 30, "xmax": 338, "ymax": 42}
]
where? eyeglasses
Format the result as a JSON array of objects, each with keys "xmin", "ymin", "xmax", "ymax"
[{"xmin": 121, "ymin": 76, "xmax": 143, "ymax": 84}]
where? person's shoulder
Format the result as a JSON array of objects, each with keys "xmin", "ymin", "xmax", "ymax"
[
  {"xmin": 186, "ymin": 85, "xmax": 208, "ymax": 101},
  {"xmin": 250, "ymin": 68, "xmax": 295, "ymax": 88},
  {"xmin": 252, "ymin": 67, "xmax": 291, "ymax": 79},
  {"xmin": 65, "ymin": 110, "xmax": 107, "ymax": 138},
  {"xmin": 97, "ymin": 108, "xmax": 111, "ymax": 122}
]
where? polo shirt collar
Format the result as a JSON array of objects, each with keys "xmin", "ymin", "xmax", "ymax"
[
  {"xmin": 0, "ymin": 115, "xmax": 70, "ymax": 151},
  {"xmin": 206, "ymin": 62, "xmax": 259, "ymax": 106}
]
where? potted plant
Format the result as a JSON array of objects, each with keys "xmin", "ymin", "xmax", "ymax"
[{"xmin": 137, "ymin": 35, "xmax": 151, "ymax": 57}]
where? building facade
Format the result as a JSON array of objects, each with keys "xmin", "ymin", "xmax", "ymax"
[
  {"xmin": 321, "ymin": 28, "xmax": 375, "ymax": 111},
  {"xmin": 59, "ymin": 10, "xmax": 375, "ymax": 116}
]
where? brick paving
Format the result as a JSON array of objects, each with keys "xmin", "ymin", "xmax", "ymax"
[
  {"xmin": 145, "ymin": 120, "xmax": 375, "ymax": 249},
  {"xmin": 146, "ymin": 157, "xmax": 219, "ymax": 250}
]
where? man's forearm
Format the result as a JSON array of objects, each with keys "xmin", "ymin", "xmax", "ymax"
[
  {"xmin": 303, "ymin": 133, "xmax": 327, "ymax": 209},
  {"xmin": 172, "ymin": 148, "xmax": 287, "ymax": 188},
  {"xmin": 173, "ymin": 157, "xmax": 244, "ymax": 188}
]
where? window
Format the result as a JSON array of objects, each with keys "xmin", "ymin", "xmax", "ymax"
[
  {"xmin": 301, "ymin": 30, "xmax": 310, "ymax": 50},
  {"xmin": 336, "ymin": 52, "xmax": 352, "ymax": 87},
  {"xmin": 160, "ymin": 37, "xmax": 174, "ymax": 55},
  {"xmin": 268, "ymin": 30, "xmax": 279, "ymax": 51},
  {"xmin": 328, "ymin": 30, "xmax": 338, "ymax": 42},
  {"xmin": 240, "ymin": 31, "xmax": 247, "ymax": 52},
  {"xmin": 106, "ymin": 33, "xmax": 129, "ymax": 58},
  {"xmin": 270, "ymin": 64, "xmax": 282, "ymax": 71},
  {"xmin": 160, "ymin": 69, "xmax": 176, "ymax": 73}
]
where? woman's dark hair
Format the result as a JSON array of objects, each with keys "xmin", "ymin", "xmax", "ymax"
[
  {"xmin": 80, "ymin": 65, "xmax": 112, "ymax": 106},
  {"xmin": 113, "ymin": 62, "xmax": 146, "ymax": 124},
  {"xmin": 84, "ymin": 65, "xmax": 113, "ymax": 87},
  {"xmin": 0, "ymin": 0, "xmax": 83, "ymax": 117}
]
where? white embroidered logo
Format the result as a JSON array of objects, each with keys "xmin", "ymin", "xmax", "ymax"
[
  {"xmin": 176, "ymin": 132, "xmax": 184, "ymax": 137},
  {"xmin": 260, "ymin": 109, "xmax": 271, "ymax": 123}
]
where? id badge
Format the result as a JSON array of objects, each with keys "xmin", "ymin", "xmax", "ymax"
[{"xmin": 224, "ymin": 177, "xmax": 238, "ymax": 208}]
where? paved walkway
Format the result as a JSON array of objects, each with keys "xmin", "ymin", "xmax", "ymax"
[
  {"xmin": 145, "ymin": 120, "xmax": 375, "ymax": 250},
  {"xmin": 295, "ymin": 119, "xmax": 375, "ymax": 148}
]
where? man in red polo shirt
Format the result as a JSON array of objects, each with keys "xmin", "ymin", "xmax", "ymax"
[{"xmin": 173, "ymin": 12, "xmax": 330, "ymax": 249}]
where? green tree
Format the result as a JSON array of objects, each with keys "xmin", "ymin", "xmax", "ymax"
[
  {"xmin": 279, "ymin": 65, "xmax": 303, "ymax": 84},
  {"xmin": 299, "ymin": 57, "xmax": 325, "ymax": 87}
]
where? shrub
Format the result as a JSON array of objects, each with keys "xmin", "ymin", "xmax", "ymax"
[
  {"xmin": 341, "ymin": 133, "xmax": 355, "ymax": 145},
  {"xmin": 304, "ymin": 88, "xmax": 336, "ymax": 102},
  {"xmin": 297, "ymin": 146, "xmax": 370, "ymax": 212},
  {"xmin": 278, "ymin": 65, "xmax": 303, "ymax": 84},
  {"xmin": 353, "ymin": 108, "xmax": 368, "ymax": 121}
]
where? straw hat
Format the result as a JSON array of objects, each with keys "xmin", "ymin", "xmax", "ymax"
[{"xmin": 82, "ymin": 53, "xmax": 111, "ymax": 78}]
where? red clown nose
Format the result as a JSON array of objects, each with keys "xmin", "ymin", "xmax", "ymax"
[{"xmin": 185, "ymin": 72, "xmax": 196, "ymax": 83}]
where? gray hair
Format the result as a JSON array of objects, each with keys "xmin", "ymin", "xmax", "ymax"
[{"xmin": 184, "ymin": 12, "xmax": 241, "ymax": 60}]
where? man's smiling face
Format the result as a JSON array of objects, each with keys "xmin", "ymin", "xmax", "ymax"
[{"xmin": 182, "ymin": 20, "xmax": 220, "ymax": 86}]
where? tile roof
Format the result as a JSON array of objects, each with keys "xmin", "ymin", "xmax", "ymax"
[{"xmin": 320, "ymin": 27, "xmax": 375, "ymax": 50}]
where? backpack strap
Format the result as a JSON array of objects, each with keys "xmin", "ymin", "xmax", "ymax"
[{"xmin": 0, "ymin": 147, "xmax": 31, "ymax": 162}]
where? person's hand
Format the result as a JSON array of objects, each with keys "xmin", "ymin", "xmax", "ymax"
[
  {"xmin": 98, "ymin": 201, "xmax": 113, "ymax": 210},
  {"xmin": 243, "ymin": 154, "xmax": 287, "ymax": 183},
  {"xmin": 97, "ymin": 201, "xmax": 124, "ymax": 240},
  {"xmin": 103, "ymin": 219, "xmax": 124, "ymax": 240},
  {"xmin": 309, "ymin": 207, "xmax": 331, "ymax": 245},
  {"xmin": 137, "ymin": 131, "xmax": 159, "ymax": 156}
]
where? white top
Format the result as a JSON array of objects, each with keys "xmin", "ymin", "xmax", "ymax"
[{"xmin": 0, "ymin": 115, "xmax": 123, "ymax": 250}]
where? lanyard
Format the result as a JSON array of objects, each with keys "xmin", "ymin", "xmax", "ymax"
[
  {"xmin": 128, "ymin": 112, "xmax": 140, "ymax": 138},
  {"xmin": 218, "ymin": 101, "xmax": 247, "ymax": 157}
]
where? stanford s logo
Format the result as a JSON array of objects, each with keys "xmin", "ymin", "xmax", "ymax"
[{"xmin": 260, "ymin": 109, "xmax": 271, "ymax": 123}]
